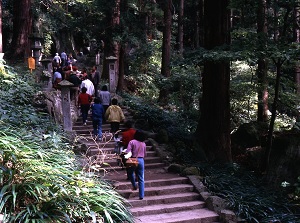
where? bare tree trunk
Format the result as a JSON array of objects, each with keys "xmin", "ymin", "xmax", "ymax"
[
  {"xmin": 159, "ymin": 0, "xmax": 172, "ymax": 104},
  {"xmin": 195, "ymin": 0, "xmax": 204, "ymax": 48},
  {"xmin": 293, "ymin": 7, "xmax": 300, "ymax": 98},
  {"xmin": 257, "ymin": 59, "xmax": 269, "ymax": 122},
  {"xmin": 0, "ymin": 0, "xmax": 2, "ymax": 53},
  {"xmin": 117, "ymin": 44, "xmax": 125, "ymax": 93},
  {"xmin": 161, "ymin": 0, "xmax": 172, "ymax": 77},
  {"xmin": 196, "ymin": 0, "xmax": 231, "ymax": 163},
  {"xmin": 257, "ymin": 0, "xmax": 269, "ymax": 122},
  {"xmin": 6, "ymin": 0, "xmax": 32, "ymax": 61},
  {"xmin": 263, "ymin": 59, "xmax": 285, "ymax": 172},
  {"xmin": 178, "ymin": 0, "xmax": 184, "ymax": 56},
  {"xmin": 102, "ymin": 0, "xmax": 121, "ymax": 81},
  {"xmin": 148, "ymin": 0, "xmax": 157, "ymax": 40}
]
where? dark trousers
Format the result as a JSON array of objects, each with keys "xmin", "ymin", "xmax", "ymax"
[
  {"xmin": 92, "ymin": 118, "xmax": 102, "ymax": 138},
  {"xmin": 80, "ymin": 104, "xmax": 90, "ymax": 123},
  {"xmin": 110, "ymin": 122, "xmax": 120, "ymax": 134}
]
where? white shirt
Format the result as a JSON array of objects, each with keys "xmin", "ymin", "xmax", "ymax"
[
  {"xmin": 80, "ymin": 79, "xmax": 95, "ymax": 96},
  {"xmin": 53, "ymin": 55, "xmax": 61, "ymax": 63}
]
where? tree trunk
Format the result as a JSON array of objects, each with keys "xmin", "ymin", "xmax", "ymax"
[
  {"xmin": 0, "ymin": 0, "xmax": 2, "ymax": 53},
  {"xmin": 294, "ymin": 5, "xmax": 300, "ymax": 124},
  {"xmin": 117, "ymin": 44, "xmax": 125, "ymax": 93},
  {"xmin": 196, "ymin": 0, "xmax": 231, "ymax": 163},
  {"xmin": 256, "ymin": 0, "xmax": 269, "ymax": 122},
  {"xmin": 263, "ymin": 60, "xmax": 284, "ymax": 172},
  {"xmin": 103, "ymin": 0, "xmax": 121, "ymax": 81},
  {"xmin": 6, "ymin": 0, "xmax": 32, "ymax": 61},
  {"xmin": 177, "ymin": 0, "xmax": 184, "ymax": 56},
  {"xmin": 159, "ymin": 0, "xmax": 172, "ymax": 104},
  {"xmin": 148, "ymin": 0, "xmax": 157, "ymax": 40},
  {"xmin": 257, "ymin": 59, "xmax": 269, "ymax": 122},
  {"xmin": 195, "ymin": 0, "xmax": 204, "ymax": 48}
]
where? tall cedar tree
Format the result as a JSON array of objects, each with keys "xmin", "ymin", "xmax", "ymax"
[
  {"xmin": 159, "ymin": 0, "xmax": 172, "ymax": 104},
  {"xmin": 7, "ymin": 0, "xmax": 32, "ymax": 61},
  {"xmin": 102, "ymin": 0, "xmax": 120, "ymax": 81},
  {"xmin": 0, "ymin": 0, "xmax": 2, "ymax": 54},
  {"xmin": 257, "ymin": 0, "xmax": 269, "ymax": 122},
  {"xmin": 177, "ymin": 0, "xmax": 184, "ymax": 56},
  {"xmin": 117, "ymin": 0, "xmax": 128, "ymax": 93},
  {"xmin": 196, "ymin": 0, "xmax": 232, "ymax": 163},
  {"xmin": 294, "ymin": 5, "xmax": 300, "ymax": 94},
  {"xmin": 195, "ymin": 0, "xmax": 204, "ymax": 48}
]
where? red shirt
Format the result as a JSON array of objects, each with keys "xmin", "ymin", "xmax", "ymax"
[
  {"xmin": 78, "ymin": 93, "xmax": 92, "ymax": 105},
  {"xmin": 122, "ymin": 128, "xmax": 136, "ymax": 148}
]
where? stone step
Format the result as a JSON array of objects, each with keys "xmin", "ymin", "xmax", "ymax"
[
  {"xmin": 77, "ymin": 143, "xmax": 152, "ymax": 152},
  {"xmin": 76, "ymin": 136, "xmax": 153, "ymax": 146},
  {"xmin": 74, "ymin": 128, "xmax": 115, "ymax": 135},
  {"xmin": 84, "ymin": 149, "xmax": 157, "ymax": 157},
  {"xmin": 119, "ymin": 183, "xmax": 195, "ymax": 199},
  {"xmin": 73, "ymin": 122, "xmax": 112, "ymax": 128},
  {"xmin": 130, "ymin": 201, "xmax": 206, "ymax": 216},
  {"xmin": 115, "ymin": 177, "xmax": 190, "ymax": 190},
  {"xmin": 76, "ymin": 140, "xmax": 115, "ymax": 147},
  {"xmin": 127, "ymin": 192, "xmax": 201, "ymax": 207},
  {"xmin": 82, "ymin": 154, "xmax": 162, "ymax": 166},
  {"xmin": 88, "ymin": 162, "xmax": 167, "ymax": 173},
  {"xmin": 133, "ymin": 209, "xmax": 219, "ymax": 223}
]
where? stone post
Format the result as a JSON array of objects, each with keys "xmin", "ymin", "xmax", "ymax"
[
  {"xmin": 106, "ymin": 56, "xmax": 118, "ymax": 94},
  {"xmin": 58, "ymin": 80, "xmax": 74, "ymax": 131},
  {"xmin": 40, "ymin": 59, "xmax": 53, "ymax": 90}
]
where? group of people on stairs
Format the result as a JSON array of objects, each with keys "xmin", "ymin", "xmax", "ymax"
[
  {"xmin": 78, "ymin": 91, "xmax": 147, "ymax": 200},
  {"xmin": 52, "ymin": 50, "xmax": 147, "ymax": 200}
]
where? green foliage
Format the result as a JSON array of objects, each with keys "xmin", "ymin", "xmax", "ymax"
[
  {"xmin": 122, "ymin": 93, "xmax": 198, "ymax": 140},
  {"xmin": 0, "ymin": 65, "xmax": 133, "ymax": 222},
  {"xmin": 230, "ymin": 61, "xmax": 259, "ymax": 128},
  {"xmin": 197, "ymin": 163, "xmax": 300, "ymax": 223}
]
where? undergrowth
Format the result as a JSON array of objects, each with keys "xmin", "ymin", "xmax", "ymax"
[{"xmin": 196, "ymin": 163, "xmax": 300, "ymax": 222}]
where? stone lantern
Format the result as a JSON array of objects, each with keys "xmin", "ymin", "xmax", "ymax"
[
  {"xmin": 106, "ymin": 56, "xmax": 118, "ymax": 94},
  {"xmin": 28, "ymin": 33, "xmax": 43, "ymax": 66},
  {"xmin": 39, "ymin": 59, "xmax": 53, "ymax": 90},
  {"xmin": 58, "ymin": 80, "xmax": 74, "ymax": 132}
]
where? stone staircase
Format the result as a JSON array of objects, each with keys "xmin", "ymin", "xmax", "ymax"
[{"xmin": 73, "ymin": 109, "xmax": 221, "ymax": 223}]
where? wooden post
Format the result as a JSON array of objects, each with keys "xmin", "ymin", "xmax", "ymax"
[{"xmin": 58, "ymin": 80, "xmax": 74, "ymax": 131}]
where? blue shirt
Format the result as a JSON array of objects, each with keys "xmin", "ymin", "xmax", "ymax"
[{"xmin": 91, "ymin": 103, "xmax": 104, "ymax": 120}]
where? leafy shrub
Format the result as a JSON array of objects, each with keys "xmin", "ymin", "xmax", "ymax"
[
  {"xmin": 122, "ymin": 93, "xmax": 198, "ymax": 142},
  {"xmin": 197, "ymin": 163, "xmax": 300, "ymax": 223}
]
